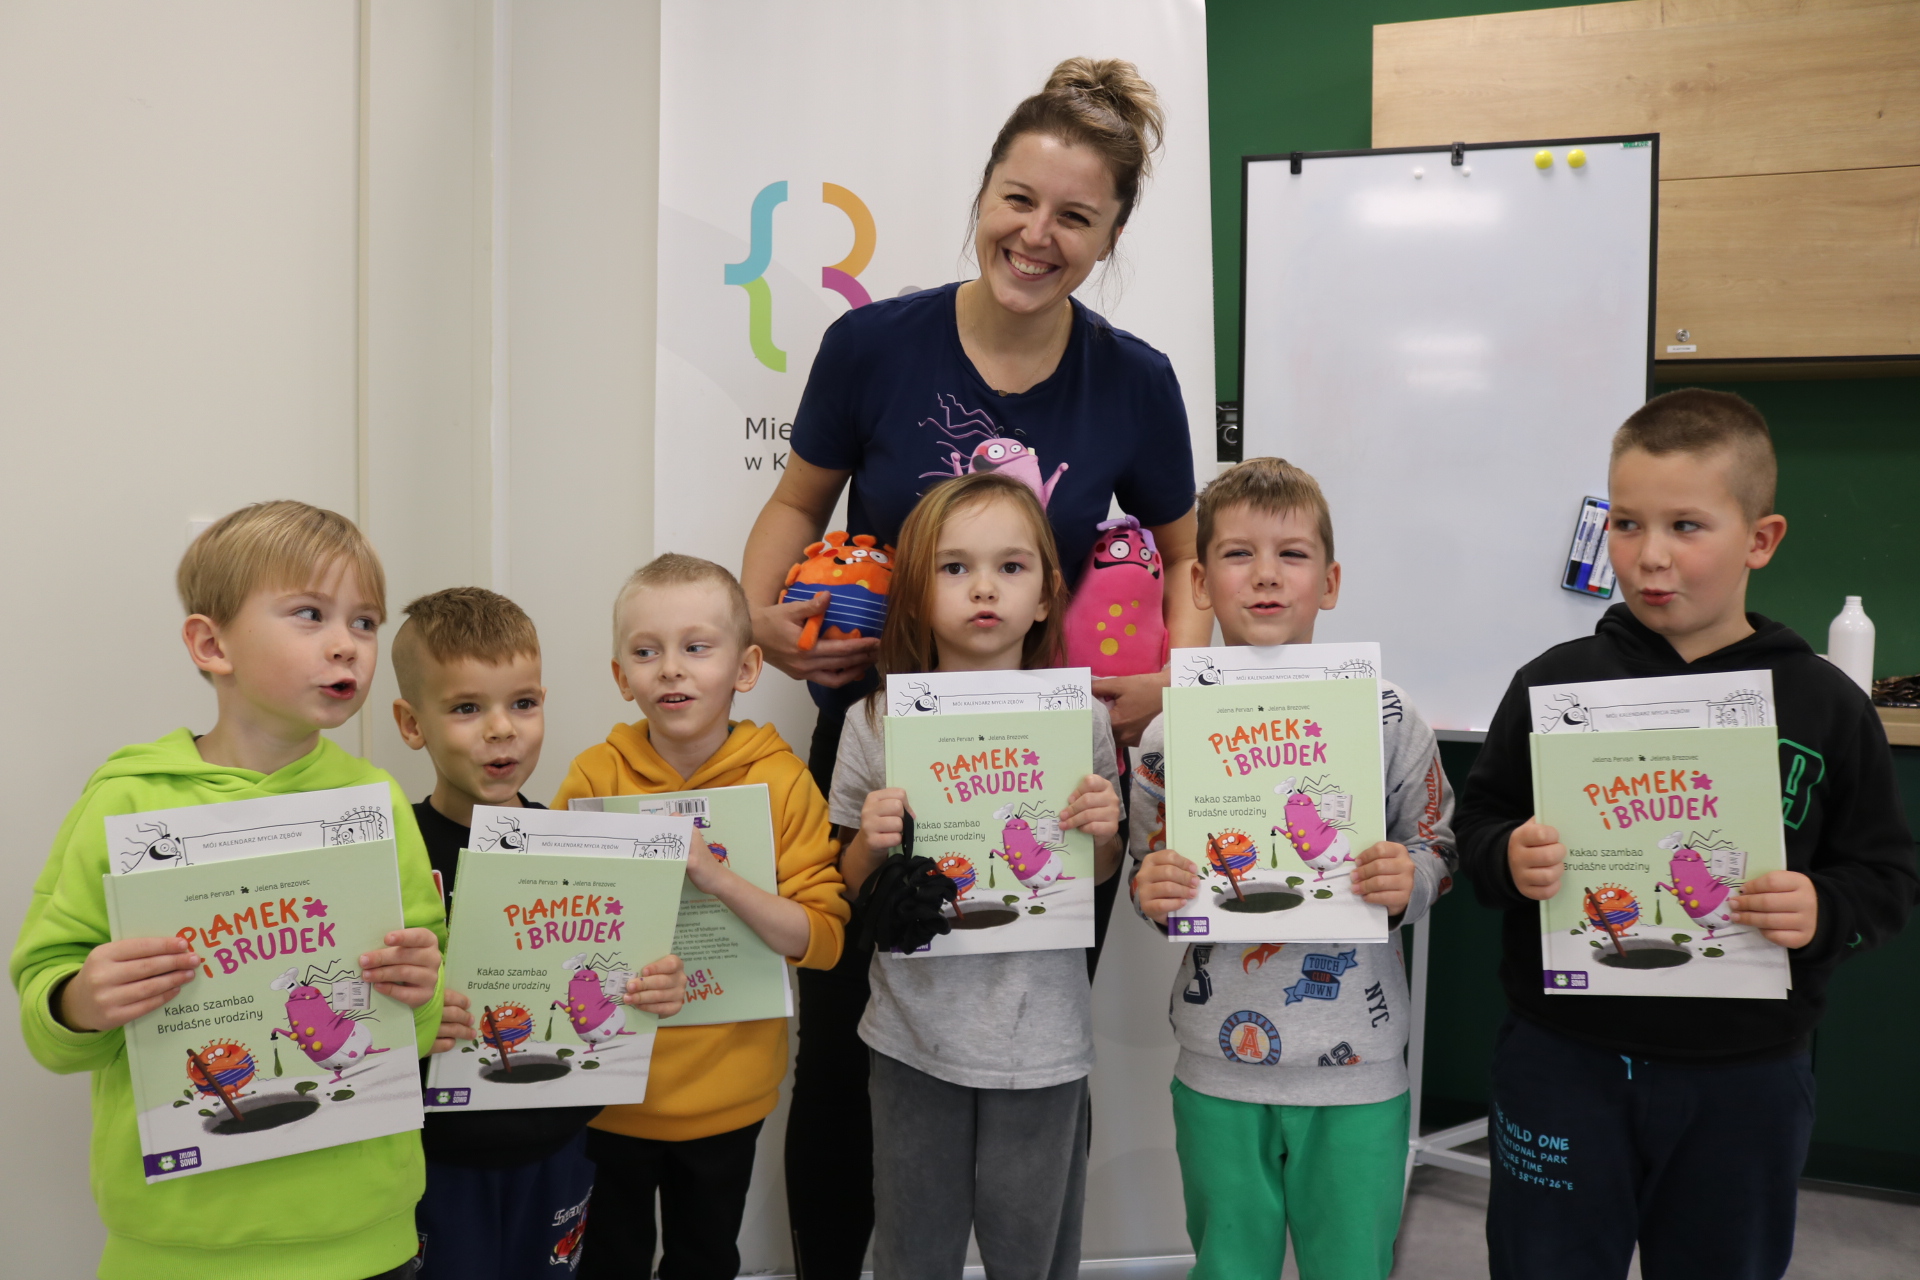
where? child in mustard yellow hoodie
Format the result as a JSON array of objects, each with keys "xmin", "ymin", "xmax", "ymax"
[{"xmin": 553, "ymin": 553, "xmax": 848, "ymax": 1280}]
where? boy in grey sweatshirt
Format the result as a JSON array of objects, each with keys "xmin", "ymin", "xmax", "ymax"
[{"xmin": 1130, "ymin": 458, "xmax": 1457, "ymax": 1280}]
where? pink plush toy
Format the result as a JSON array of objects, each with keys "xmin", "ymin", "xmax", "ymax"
[{"xmin": 1062, "ymin": 516, "xmax": 1168, "ymax": 678}]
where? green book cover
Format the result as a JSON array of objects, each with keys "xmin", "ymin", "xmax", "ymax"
[
  {"xmin": 425, "ymin": 806, "xmax": 689, "ymax": 1110},
  {"xmin": 1531, "ymin": 725, "xmax": 1789, "ymax": 998},
  {"xmin": 1163, "ymin": 669, "xmax": 1388, "ymax": 943},
  {"xmin": 103, "ymin": 839, "xmax": 419, "ymax": 1183},
  {"xmin": 883, "ymin": 706, "xmax": 1096, "ymax": 956},
  {"xmin": 580, "ymin": 785, "xmax": 791, "ymax": 1026}
]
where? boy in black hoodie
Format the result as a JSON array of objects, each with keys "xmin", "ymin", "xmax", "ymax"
[
  {"xmin": 1456, "ymin": 389, "xmax": 1916, "ymax": 1280},
  {"xmin": 391, "ymin": 589, "xmax": 685, "ymax": 1278}
]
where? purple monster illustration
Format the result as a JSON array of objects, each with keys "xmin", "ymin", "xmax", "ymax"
[
  {"xmin": 917, "ymin": 393, "xmax": 1067, "ymax": 508},
  {"xmin": 268, "ymin": 967, "xmax": 389, "ymax": 1084},
  {"xmin": 992, "ymin": 802, "xmax": 1073, "ymax": 899},
  {"xmin": 1655, "ymin": 833, "xmax": 1740, "ymax": 939},
  {"xmin": 554, "ymin": 953, "xmax": 636, "ymax": 1052}
]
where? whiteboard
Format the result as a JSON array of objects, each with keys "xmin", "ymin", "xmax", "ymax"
[{"xmin": 1239, "ymin": 137, "xmax": 1655, "ymax": 730}]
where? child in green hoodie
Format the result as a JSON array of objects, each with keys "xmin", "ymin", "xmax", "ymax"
[{"xmin": 10, "ymin": 500, "xmax": 448, "ymax": 1280}]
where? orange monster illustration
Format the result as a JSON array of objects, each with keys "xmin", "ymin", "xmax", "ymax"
[
  {"xmin": 1205, "ymin": 830, "xmax": 1260, "ymax": 887},
  {"xmin": 1582, "ymin": 883, "xmax": 1642, "ymax": 933}
]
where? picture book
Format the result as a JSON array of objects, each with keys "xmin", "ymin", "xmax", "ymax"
[
  {"xmin": 105, "ymin": 784, "xmax": 395, "ymax": 874},
  {"xmin": 884, "ymin": 667, "xmax": 1096, "ymax": 956},
  {"xmin": 1162, "ymin": 643, "xmax": 1388, "ymax": 943},
  {"xmin": 1531, "ymin": 723, "xmax": 1789, "ymax": 998},
  {"xmin": 426, "ymin": 806, "xmax": 690, "ymax": 1111},
  {"xmin": 573, "ymin": 784, "xmax": 792, "ymax": 1026},
  {"xmin": 103, "ymin": 838, "xmax": 419, "ymax": 1182}
]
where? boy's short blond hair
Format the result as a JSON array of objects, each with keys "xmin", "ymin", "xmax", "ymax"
[
  {"xmin": 1611, "ymin": 389, "xmax": 1778, "ymax": 520},
  {"xmin": 1196, "ymin": 456, "xmax": 1335, "ymax": 562},
  {"xmin": 613, "ymin": 553, "xmax": 753, "ymax": 651},
  {"xmin": 178, "ymin": 501, "xmax": 387, "ymax": 626},
  {"xmin": 392, "ymin": 587, "xmax": 541, "ymax": 705}
]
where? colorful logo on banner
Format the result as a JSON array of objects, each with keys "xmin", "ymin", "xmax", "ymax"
[{"xmin": 722, "ymin": 181, "xmax": 876, "ymax": 371}]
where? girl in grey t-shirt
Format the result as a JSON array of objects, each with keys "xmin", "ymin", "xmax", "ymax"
[{"xmin": 832, "ymin": 474, "xmax": 1124, "ymax": 1278}]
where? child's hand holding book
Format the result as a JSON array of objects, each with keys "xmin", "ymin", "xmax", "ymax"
[
  {"xmin": 359, "ymin": 928, "xmax": 444, "ymax": 1008},
  {"xmin": 1352, "ymin": 841, "xmax": 1416, "ymax": 916},
  {"xmin": 1058, "ymin": 774, "xmax": 1121, "ymax": 849},
  {"xmin": 1506, "ymin": 818, "xmax": 1567, "ymax": 902},
  {"xmin": 1133, "ymin": 850, "xmax": 1200, "ymax": 925},
  {"xmin": 433, "ymin": 988, "xmax": 476, "ymax": 1053},
  {"xmin": 1731, "ymin": 871, "xmax": 1820, "ymax": 950},
  {"xmin": 625, "ymin": 955, "xmax": 687, "ymax": 1019},
  {"xmin": 55, "ymin": 936, "xmax": 201, "ymax": 1033}
]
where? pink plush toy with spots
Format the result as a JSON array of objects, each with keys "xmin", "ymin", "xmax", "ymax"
[{"xmin": 1062, "ymin": 516, "xmax": 1168, "ymax": 678}]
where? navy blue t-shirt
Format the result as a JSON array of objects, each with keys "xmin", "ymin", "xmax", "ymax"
[{"xmin": 790, "ymin": 283, "xmax": 1196, "ymax": 588}]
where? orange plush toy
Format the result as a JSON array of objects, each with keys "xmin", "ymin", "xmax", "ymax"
[{"xmin": 782, "ymin": 532, "xmax": 894, "ymax": 650}]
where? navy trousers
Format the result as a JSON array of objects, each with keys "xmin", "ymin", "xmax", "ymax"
[
  {"xmin": 414, "ymin": 1131, "xmax": 596, "ymax": 1278},
  {"xmin": 1486, "ymin": 1014, "xmax": 1815, "ymax": 1280}
]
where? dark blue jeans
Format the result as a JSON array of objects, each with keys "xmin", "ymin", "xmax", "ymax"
[
  {"xmin": 413, "ymin": 1130, "xmax": 596, "ymax": 1278},
  {"xmin": 1486, "ymin": 1014, "xmax": 1815, "ymax": 1280}
]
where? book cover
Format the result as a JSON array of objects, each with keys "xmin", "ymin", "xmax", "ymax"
[
  {"xmin": 574, "ymin": 784, "xmax": 792, "ymax": 1026},
  {"xmin": 884, "ymin": 668, "xmax": 1097, "ymax": 956},
  {"xmin": 1163, "ymin": 644, "xmax": 1388, "ymax": 943},
  {"xmin": 1531, "ymin": 724, "xmax": 1789, "ymax": 998},
  {"xmin": 103, "ymin": 839, "xmax": 420, "ymax": 1182},
  {"xmin": 425, "ymin": 807, "xmax": 689, "ymax": 1110}
]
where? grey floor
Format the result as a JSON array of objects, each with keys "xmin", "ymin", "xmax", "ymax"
[
  {"xmin": 833, "ymin": 1161, "xmax": 1920, "ymax": 1278},
  {"xmin": 1375, "ymin": 1162, "xmax": 1920, "ymax": 1280}
]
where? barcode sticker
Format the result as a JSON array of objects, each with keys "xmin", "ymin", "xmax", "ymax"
[{"xmin": 628, "ymin": 797, "xmax": 710, "ymax": 819}]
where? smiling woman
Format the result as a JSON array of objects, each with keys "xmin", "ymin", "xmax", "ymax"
[
  {"xmin": 740, "ymin": 59, "xmax": 1206, "ymax": 763},
  {"xmin": 746, "ymin": 58, "xmax": 1206, "ymax": 1280}
]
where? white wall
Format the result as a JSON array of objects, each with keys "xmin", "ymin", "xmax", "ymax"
[
  {"xmin": 505, "ymin": 0, "xmax": 663, "ymax": 805},
  {"xmin": 0, "ymin": 5, "xmax": 362, "ymax": 1271},
  {"xmin": 0, "ymin": 3, "xmax": 1192, "ymax": 1273}
]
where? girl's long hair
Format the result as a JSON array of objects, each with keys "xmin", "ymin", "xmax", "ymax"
[{"xmin": 868, "ymin": 473, "xmax": 1068, "ymax": 719}]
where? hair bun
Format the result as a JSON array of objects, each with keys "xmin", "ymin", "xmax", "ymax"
[{"xmin": 1044, "ymin": 57, "xmax": 1164, "ymax": 161}]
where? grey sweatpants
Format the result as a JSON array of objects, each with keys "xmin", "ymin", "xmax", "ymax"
[{"xmin": 869, "ymin": 1050, "xmax": 1089, "ymax": 1280}]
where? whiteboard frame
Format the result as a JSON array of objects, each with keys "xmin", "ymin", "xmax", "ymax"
[
  {"xmin": 1234, "ymin": 133, "xmax": 1661, "ymax": 416},
  {"xmin": 1232, "ymin": 137, "xmax": 1659, "ymax": 1187},
  {"xmin": 1230, "ymin": 131, "xmax": 1660, "ymax": 731}
]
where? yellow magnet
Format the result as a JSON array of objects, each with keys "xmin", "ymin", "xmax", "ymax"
[
  {"xmin": 1534, "ymin": 150, "xmax": 1554, "ymax": 169},
  {"xmin": 1567, "ymin": 148, "xmax": 1587, "ymax": 169}
]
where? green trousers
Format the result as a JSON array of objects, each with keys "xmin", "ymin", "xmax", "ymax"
[{"xmin": 1171, "ymin": 1078, "xmax": 1410, "ymax": 1280}]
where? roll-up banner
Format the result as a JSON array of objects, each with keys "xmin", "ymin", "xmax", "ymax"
[{"xmin": 655, "ymin": 0, "xmax": 1214, "ymax": 752}]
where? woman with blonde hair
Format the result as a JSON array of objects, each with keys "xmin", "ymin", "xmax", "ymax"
[{"xmin": 744, "ymin": 58, "xmax": 1208, "ymax": 1278}]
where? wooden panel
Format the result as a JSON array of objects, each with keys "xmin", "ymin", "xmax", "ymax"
[
  {"xmin": 1883, "ymin": 708, "xmax": 1920, "ymax": 748},
  {"xmin": 1374, "ymin": 0, "xmax": 1920, "ymax": 181},
  {"xmin": 1656, "ymin": 165, "xmax": 1920, "ymax": 359},
  {"xmin": 1654, "ymin": 358, "xmax": 1920, "ymax": 381}
]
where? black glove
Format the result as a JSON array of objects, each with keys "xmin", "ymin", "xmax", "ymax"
[{"xmin": 852, "ymin": 812, "xmax": 959, "ymax": 954}]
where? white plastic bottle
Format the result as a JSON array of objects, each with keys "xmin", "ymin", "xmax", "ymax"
[{"xmin": 1827, "ymin": 597, "xmax": 1875, "ymax": 694}]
